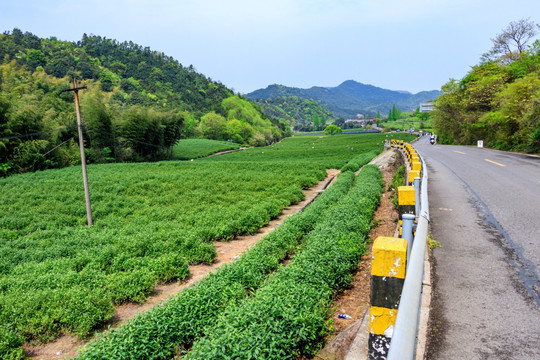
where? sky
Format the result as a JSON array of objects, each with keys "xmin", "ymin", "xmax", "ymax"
[{"xmin": 2, "ymin": 0, "xmax": 539, "ymax": 94}]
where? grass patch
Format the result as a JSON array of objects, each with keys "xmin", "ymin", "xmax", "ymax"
[
  {"xmin": 428, "ymin": 233, "xmax": 442, "ymax": 249},
  {"xmin": 389, "ymin": 164, "xmax": 405, "ymax": 209}
]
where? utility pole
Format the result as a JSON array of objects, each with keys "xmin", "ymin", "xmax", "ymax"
[{"xmin": 63, "ymin": 78, "xmax": 93, "ymax": 226}]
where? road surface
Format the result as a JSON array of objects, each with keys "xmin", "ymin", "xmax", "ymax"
[{"xmin": 414, "ymin": 135, "xmax": 540, "ymax": 359}]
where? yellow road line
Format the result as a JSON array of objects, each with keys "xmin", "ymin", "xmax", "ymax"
[
  {"xmin": 485, "ymin": 159, "xmax": 506, "ymax": 167},
  {"xmin": 454, "ymin": 150, "xmax": 466, "ymax": 154}
]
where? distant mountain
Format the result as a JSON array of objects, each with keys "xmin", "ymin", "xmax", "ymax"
[{"xmin": 246, "ymin": 80, "xmax": 441, "ymax": 118}]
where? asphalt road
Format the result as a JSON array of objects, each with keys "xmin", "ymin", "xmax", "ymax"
[{"xmin": 414, "ymin": 135, "xmax": 540, "ymax": 359}]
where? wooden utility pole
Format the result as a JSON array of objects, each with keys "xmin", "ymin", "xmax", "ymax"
[{"xmin": 64, "ymin": 78, "xmax": 93, "ymax": 226}]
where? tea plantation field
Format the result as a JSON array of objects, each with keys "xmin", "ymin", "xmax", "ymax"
[
  {"xmin": 0, "ymin": 133, "xmax": 413, "ymax": 359},
  {"xmin": 173, "ymin": 139, "xmax": 241, "ymax": 160}
]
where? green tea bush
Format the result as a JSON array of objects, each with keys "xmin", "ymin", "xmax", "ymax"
[
  {"xmin": 340, "ymin": 149, "xmax": 380, "ymax": 172},
  {"xmin": 186, "ymin": 165, "xmax": 383, "ymax": 360},
  {"xmin": 0, "ymin": 324, "xmax": 25, "ymax": 360}
]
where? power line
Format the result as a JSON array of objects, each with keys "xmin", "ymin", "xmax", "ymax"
[
  {"xmin": 42, "ymin": 137, "xmax": 75, "ymax": 157},
  {"xmin": 0, "ymin": 125, "xmax": 77, "ymax": 141},
  {"xmin": 1, "ymin": 123, "xmax": 169, "ymax": 151},
  {"xmin": 84, "ymin": 126, "xmax": 166, "ymax": 150}
]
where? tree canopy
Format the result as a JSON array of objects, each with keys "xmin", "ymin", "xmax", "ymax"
[
  {"xmin": 482, "ymin": 18, "xmax": 538, "ymax": 64},
  {"xmin": 433, "ymin": 19, "xmax": 539, "ymax": 153},
  {"xmin": 324, "ymin": 124, "xmax": 342, "ymax": 135}
]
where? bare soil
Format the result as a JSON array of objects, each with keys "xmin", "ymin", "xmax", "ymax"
[{"xmin": 24, "ymin": 169, "xmax": 340, "ymax": 360}]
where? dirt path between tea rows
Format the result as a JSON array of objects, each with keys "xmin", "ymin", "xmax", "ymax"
[{"xmin": 25, "ymin": 169, "xmax": 341, "ymax": 360}]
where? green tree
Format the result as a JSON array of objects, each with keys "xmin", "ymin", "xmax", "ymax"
[
  {"xmin": 387, "ymin": 104, "xmax": 401, "ymax": 121},
  {"xmin": 480, "ymin": 71, "xmax": 540, "ymax": 151},
  {"xmin": 334, "ymin": 118, "xmax": 345, "ymax": 128},
  {"xmin": 482, "ymin": 18, "xmax": 538, "ymax": 64},
  {"xmin": 119, "ymin": 107, "xmax": 170, "ymax": 159},
  {"xmin": 81, "ymin": 89, "xmax": 114, "ymax": 152},
  {"xmin": 180, "ymin": 111, "xmax": 197, "ymax": 138},
  {"xmin": 432, "ymin": 79, "xmax": 465, "ymax": 144},
  {"xmin": 45, "ymin": 53, "xmax": 74, "ymax": 78},
  {"xmin": 26, "ymin": 49, "xmax": 46, "ymax": 70},
  {"xmin": 162, "ymin": 112, "xmax": 184, "ymax": 157},
  {"xmin": 324, "ymin": 124, "xmax": 342, "ymax": 135},
  {"xmin": 198, "ymin": 111, "xmax": 227, "ymax": 140},
  {"xmin": 312, "ymin": 112, "xmax": 320, "ymax": 130}
]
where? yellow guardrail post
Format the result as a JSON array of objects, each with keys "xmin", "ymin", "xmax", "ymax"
[
  {"xmin": 411, "ymin": 161, "xmax": 421, "ymax": 179},
  {"xmin": 407, "ymin": 170, "xmax": 420, "ymax": 185},
  {"xmin": 398, "ymin": 185, "xmax": 415, "ymax": 235},
  {"xmin": 369, "ymin": 237, "xmax": 408, "ymax": 359}
]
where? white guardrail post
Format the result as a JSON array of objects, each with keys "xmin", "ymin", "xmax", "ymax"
[{"xmin": 387, "ymin": 150, "xmax": 430, "ymax": 360}]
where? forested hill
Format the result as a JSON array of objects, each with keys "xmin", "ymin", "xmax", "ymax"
[
  {"xmin": 252, "ymin": 96, "xmax": 338, "ymax": 129},
  {"xmin": 0, "ymin": 29, "xmax": 285, "ymax": 176},
  {"xmin": 1, "ymin": 30, "xmax": 232, "ymax": 115},
  {"xmin": 246, "ymin": 80, "xmax": 441, "ymax": 118}
]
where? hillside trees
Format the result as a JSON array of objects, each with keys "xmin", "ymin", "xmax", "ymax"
[
  {"xmin": 118, "ymin": 106, "xmax": 185, "ymax": 160},
  {"xmin": 198, "ymin": 111, "xmax": 228, "ymax": 141},
  {"xmin": 252, "ymin": 96, "xmax": 338, "ymax": 131},
  {"xmin": 0, "ymin": 60, "xmax": 189, "ymax": 174},
  {"xmin": 220, "ymin": 95, "xmax": 280, "ymax": 145},
  {"xmin": 433, "ymin": 19, "xmax": 539, "ymax": 152},
  {"xmin": 0, "ymin": 30, "xmax": 284, "ymax": 175},
  {"xmin": 1, "ymin": 29, "xmax": 233, "ymax": 114},
  {"xmin": 80, "ymin": 88, "xmax": 114, "ymax": 152}
]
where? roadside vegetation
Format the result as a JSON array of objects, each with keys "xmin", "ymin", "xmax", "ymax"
[
  {"xmin": 251, "ymin": 96, "xmax": 338, "ymax": 132},
  {"xmin": 389, "ymin": 164, "xmax": 405, "ymax": 209},
  {"xmin": 433, "ymin": 19, "xmax": 540, "ymax": 153}
]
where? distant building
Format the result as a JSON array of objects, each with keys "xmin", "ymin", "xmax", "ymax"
[
  {"xmin": 344, "ymin": 119, "xmax": 366, "ymax": 127},
  {"xmin": 420, "ymin": 100, "xmax": 434, "ymax": 113}
]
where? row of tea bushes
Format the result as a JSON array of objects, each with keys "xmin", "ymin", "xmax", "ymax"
[
  {"xmin": 185, "ymin": 165, "xmax": 383, "ymax": 360},
  {"xmin": 341, "ymin": 149, "xmax": 380, "ymax": 172},
  {"xmin": 76, "ymin": 170, "xmax": 362, "ymax": 359}
]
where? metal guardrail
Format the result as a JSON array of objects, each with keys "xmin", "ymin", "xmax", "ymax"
[{"xmin": 387, "ymin": 150, "xmax": 430, "ymax": 360}]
